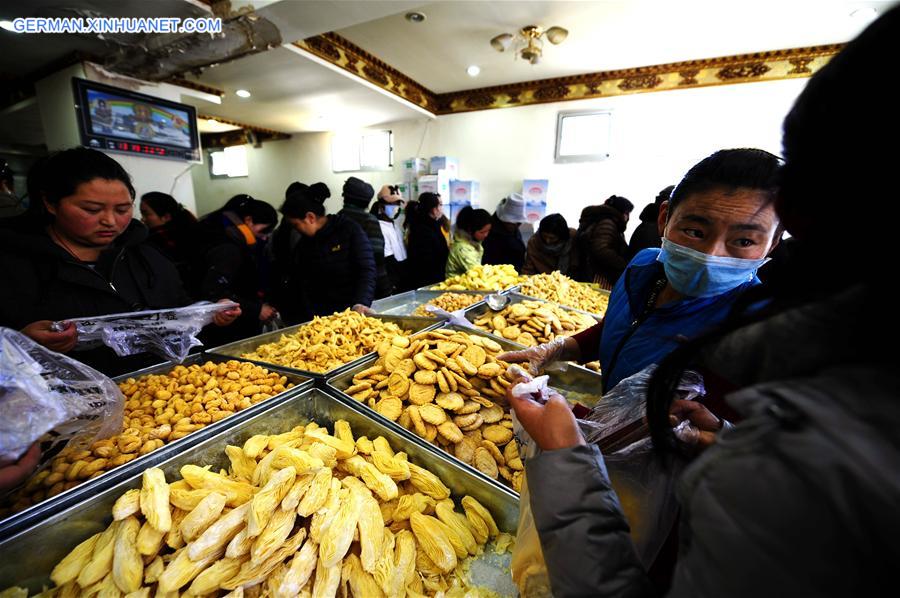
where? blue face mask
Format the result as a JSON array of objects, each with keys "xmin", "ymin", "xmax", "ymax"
[
  {"xmin": 384, "ymin": 205, "xmax": 399, "ymax": 219},
  {"xmin": 657, "ymin": 239, "xmax": 769, "ymax": 298}
]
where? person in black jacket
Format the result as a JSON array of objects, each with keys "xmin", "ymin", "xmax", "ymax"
[
  {"xmin": 404, "ymin": 192, "xmax": 450, "ymax": 289},
  {"xmin": 629, "ymin": 185, "xmax": 674, "ymax": 258},
  {"xmin": 193, "ymin": 194, "xmax": 278, "ymax": 345},
  {"xmin": 339, "ymin": 176, "xmax": 391, "ymax": 298},
  {"xmin": 139, "ymin": 191, "xmax": 199, "ymax": 286},
  {"xmin": 277, "ymin": 187, "xmax": 376, "ymax": 321},
  {"xmin": 0, "ymin": 147, "xmax": 239, "ymax": 376},
  {"xmin": 482, "ymin": 193, "xmax": 529, "ymax": 270},
  {"xmin": 575, "ymin": 195, "xmax": 634, "ymax": 289}
]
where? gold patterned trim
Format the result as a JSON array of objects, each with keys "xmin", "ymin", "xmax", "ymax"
[
  {"xmin": 296, "ymin": 34, "xmax": 844, "ymax": 115},
  {"xmin": 167, "ymin": 78, "xmax": 224, "ymax": 98},
  {"xmin": 198, "ymin": 112, "xmax": 291, "ymax": 148}
]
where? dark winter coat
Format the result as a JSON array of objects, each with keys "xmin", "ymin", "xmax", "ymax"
[
  {"xmin": 282, "ymin": 214, "xmax": 375, "ymax": 322},
  {"xmin": 145, "ymin": 219, "xmax": 199, "ymax": 291},
  {"xmin": 0, "ymin": 219, "xmax": 191, "ymax": 376},
  {"xmin": 575, "ymin": 205, "xmax": 631, "ymax": 289},
  {"xmin": 482, "ymin": 214, "xmax": 526, "ymax": 271},
  {"xmin": 522, "ymin": 227, "xmax": 579, "ymax": 276},
  {"xmin": 193, "ymin": 211, "xmax": 266, "ymax": 345},
  {"xmin": 629, "ymin": 203, "xmax": 662, "ymax": 258},
  {"xmin": 528, "ymin": 285, "xmax": 899, "ymax": 597},
  {"xmin": 339, "ymin": 205, "xmax": 391, "ymax": 298},
  {"xmin": 405, "ymin": 216, "xmax": 450, "ymax": 289}
]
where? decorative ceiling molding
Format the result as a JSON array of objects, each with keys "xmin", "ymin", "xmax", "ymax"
[
  {"xmin": 293, "ymin": 33, "xmax": 439, "ymax": 113},
  {"xmin": 167, "ymin": 78, "xmax": 224, "ymax": 98},
  {"xmin": 297, "ymin": 33, "xmax": 844, "ymax": 115}
]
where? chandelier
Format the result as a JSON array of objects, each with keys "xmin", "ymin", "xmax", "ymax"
[{"xmin": 490, "ymin": 25, "xmax": 569, "ymax": 65}]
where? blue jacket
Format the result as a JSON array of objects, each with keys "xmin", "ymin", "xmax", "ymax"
[{"xmin": 598, "ymin": 248, "xmax": 758, "ymax": 390}]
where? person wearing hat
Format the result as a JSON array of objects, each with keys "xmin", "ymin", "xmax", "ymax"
[
  {"xmin": 482, "ymin": 193, "xmax": 529, "ymax": 271},
  {"xmin": 574, "ymin": 195, "xmax": 635, "ymax": 289},
  {"xmin": 339, "ymin": 176, "xmax": 391, "ymax": 298},
  {"xmin": 277, "ymin": 185, "xmax": 376, "ymax": 321},
  {"xmin": 371, "ymin": 184, "xmax": 408, "ymax": 293}
]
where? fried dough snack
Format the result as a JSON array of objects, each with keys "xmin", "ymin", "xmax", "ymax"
[
  {"xmin": 518, "ymin": 271, "xmax": 611, "ymax": 315},
  {"xmin": 347, "ymin": 330, "xmax": 524, "ymax": 492},
  {"xmin": 411, "ymin": 293, "xmax": 484, "ymax": 317},
  {"xmin": 33, "ymin": 421, "xmax": 505, "ymax": 598},
  {"xmin": 472, "ymin": 299, "xmax": 597, "ymax": 347},
  {"xmin": 1, "ymin": 361, "xmax": 293, "ymax": 517},
  {"xmin": 242, "ymin": 309, "xmax": 411, "ymax": 373},
  {"xmin": 433, "ymin": 264, "xmax": 525, "ymax": 291}
]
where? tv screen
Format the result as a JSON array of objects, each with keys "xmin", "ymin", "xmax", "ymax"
[{"xmin": 73, "ymin": 78, "xmax": 201, "ymax": 163}]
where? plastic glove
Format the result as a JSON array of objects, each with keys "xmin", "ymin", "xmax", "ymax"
[
  {"xmin": 352, "ymin": 304, "xmax": 374, "ymax": 315},
  {"xmin": 498, "ymin": 336, "xmax": 579, "ymax": 376}
]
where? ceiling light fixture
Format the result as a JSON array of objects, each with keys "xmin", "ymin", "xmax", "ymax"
[
  {"xmin": 0, "ymin": 20, "xmax": 18, "ymax": 32},
  {"xmin": 235, "ymin": 89, "xmax": 251, "ymax": 98},
  {"xmin": 405, "ymin": 12, "xmax": 426, "ymax": 24},
  {"xmin": 490, "ymin": 25, "xmax": 568, "ymax": 65},
  {"xmin": 466, "ymin": 65, "xmax": 481, "ymax": 77}
]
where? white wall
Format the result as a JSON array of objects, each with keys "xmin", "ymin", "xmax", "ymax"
[
  {"xmin": 191, "ymin": 77, "xmax": 810, "ymax": 234},
  {"xmin": 34, "ymin": 63, "xmax": 199, "ymax": 214}
]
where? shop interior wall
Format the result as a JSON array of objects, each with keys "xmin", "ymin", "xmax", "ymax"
[
  {"xmin": 191, "ymin": 77, "xmax": 809, "ymax": 236},
  {"xmin": 35, "ymin": 63, "xmax": 198, "ymax": 214}
]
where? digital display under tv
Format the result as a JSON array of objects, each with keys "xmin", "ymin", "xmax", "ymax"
[{"xmin": 73, "ymin": 77, "xmax": 202, "ymax": 162}]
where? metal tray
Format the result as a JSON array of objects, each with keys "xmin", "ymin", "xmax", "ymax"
[
  {"xmin": 0, "ymin": 388, "xmax": 518, "ymax": 597},
  {"xmin": 205, "ymin": 314, "xmax": 442, "ymax": 379},
  {"xmin": 511, "ymin": 281, "xmax": 612, "ymax": 317},
  {"xmin": 417, "ymin": 283, "xmax": 518, "ymax": 294},
  {"xmin": 464, "ymin": 291, "xmax": 603, "ymax": 327},
  {"xmin": 327, "ymin": 325, "xmax": 603, "ymax": 495},
  {"xmin": 370, "ymin": 289, "xmax": 487, "ymax": 317},
  {"xmin": 0, "ymin": 354, "xmax": 311, "ymax": 540}
]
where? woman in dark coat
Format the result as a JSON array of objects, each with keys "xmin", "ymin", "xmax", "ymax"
[
  {"xmin": 0, "ymin": 147, "xmax": 239, "ymax": 376},
  {"xmin": 276, "ymin": 187, "xmax": 376, "ymax": 322},
  {"xmin": 193, "ymin": 194, "xmax": 278, "ymax": 344},
  {"xmin": 404, "ymin": 192, "xmax": 450, "ymax": 289},
  {"xmin": 522, "ymin": 213, "xmax": 579, "ymax": 276},
  {"xmin": 575, "ymin": 195, "xmax": 634, "ymax": 289},
  {"xmin": 482, "ymin": 193, "xmax": 529, "ymax": 270},
  {"xmin": 139, "ymin": 191, "xmax": 198, "ymax": 286},
  {"xmin": 629, "ymin": 185, "xmax": 674, "ymax": 258}
]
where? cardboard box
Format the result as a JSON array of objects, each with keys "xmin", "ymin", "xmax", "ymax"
[
  {"xmin": 402, "ymin": 158, "xmax": 429, "ymax": 178},
  {"xmin": 430, "ymin": 156, "xmax": 459, "ymax": 178},
  {"xmin": 449, "ymin": 180, "xmax": 480, "ymax": 206},
  {"xmin": 524, "ymin": 201, "xmax": 547, "ymax": 223},
  {"xmin": 397, "ymin": 179, "xmax": 418, "ymax": 203},
  {"xmin": 522, "ymin": 179, "xmax": 549, "ymax": 203},
  {"xmin": 418, "ymin": 170, "xmax": 451, "ymax": 199}
]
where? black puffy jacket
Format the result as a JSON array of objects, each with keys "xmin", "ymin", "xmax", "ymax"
[
  {"xmin": 482, "ymin": 214, "xmax": 526, "ymax": 271},
  {"xmin": 282, "ymin": 214, "xmax": 375, "ymax": 322},
  {"xmin": 406, "ymin": 216, "xmax": 449, "ymax": 289},
  {"xmin": 0, "ymin": 219, "xmax": 191, "ymax": 376},
  {"xmin": 339, "ymin": 205, "xmax": 391, "ymax": 298}
]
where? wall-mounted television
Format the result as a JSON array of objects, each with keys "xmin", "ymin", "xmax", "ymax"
[{"xmin": 72, "ymin": 77, "xmax": 202, "ymax": 163}]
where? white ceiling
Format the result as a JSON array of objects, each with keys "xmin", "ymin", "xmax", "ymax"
[
  {"xmin": 182, "ymin": 46, "xmax": 425, "ymax": 133},
  {"xmin": 338, "ymin": 0, "xmax": 894, "ymax": 93}
]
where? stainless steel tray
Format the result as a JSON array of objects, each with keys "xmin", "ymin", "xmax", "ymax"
[
  {"xmin": 370, "ymin": 289, "xmax": 487, "ymax": 317},
  {"xmin": 205, "ymin": 313, "xmax": 442, "ymax": 379},
  {"xmin": 0, "ymin": 388, "xmax": 518, "ymax": 597},
  {"xmin": 513, "ymin": 281, "xmax": 612, "ymax": 317},
  {"xmin": 0, "ymin": 354, "xmax": 311, "ymax": 540},
  {"xmin": 464, "ymin": 291, "xmax": 603, "ymax": 326},
  {"xmin": 327, "ymin": 325, "xmax": 603, "ymax": 495},
  {"xmin": 417, "ymin": 283, "xmax": 518, "ymax": 294}
]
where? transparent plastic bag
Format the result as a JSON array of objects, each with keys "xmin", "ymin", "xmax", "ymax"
[
  {"xmin": 510, "ymin": 474, "xmax": 554, "ymax": 598},
  {"xmin": 262, "ymin": 313, "xmax": 286, "ymax": 334},
  {"xmin": 53, "ymin": 301, "xmax": 238, "ymax": 363},
  {"xmin": 508, "ymin": 364, "xmax": 706, "ymax": 581},
  {"xmin": 0, "ymin": 328, "xmax": 125, "ymax": 464},
  {"xmin": 424, "ymin": 304, "xmax": 476, "ymax": 328}
]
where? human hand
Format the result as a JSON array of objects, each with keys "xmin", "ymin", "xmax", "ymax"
[
  {"xmin": 259, "ymin": 303, "xmax": 278, "ymax": 322},
  {"xmin": 0, "ymin": 443, "xmax": 41, "ymax": 491},
  {"xmin": 669, "ymin": 399, "xmax": 722, "ymax": 448},
  {"xmin": 507, "ymin": 379, "xmax": 585, "ymax": 451},
  {"xmin": 20, "ymin": 320, "xmax": 78, "ymax": 352},
  {"xmin": 498, "ymin": 337, "xmax": 578, "ymax": 376},
  {"xmin": 352, "ymin": 304, "xmax": 373, "ymax": 315},
  {"xmin": 212, "ymin": 299, "xmax": 242, "ymax": 327}
]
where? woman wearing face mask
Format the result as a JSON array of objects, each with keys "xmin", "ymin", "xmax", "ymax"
[
  {"xmin": 0, "ymin": 147, "xmax": 240, "ymax": 376},
  {"xmin": 371, "ymin": 185, "xmax": 408, "ymax": 294},
  {"xmin": 522, "ymin": 213, "xmax": 580, "ymax": 276},
  {"xmin": 404, "ymin": 192, "xmax": 450, "ymax": 289},
  {"xmin": 503, "ymin": 148, "xmax": 782, "ymax": 395},
  {"xmin": 446, "ymin": 206, "xmax": 492, "ymax": 278}
]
